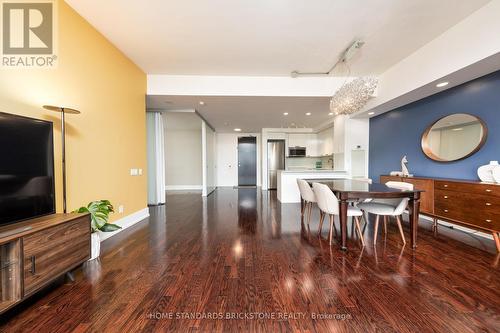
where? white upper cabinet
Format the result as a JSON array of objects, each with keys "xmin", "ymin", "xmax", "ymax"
[
  {"xmin": 287, "ymin": 133, "xmax": 318, "ymax": 156},
  {"xmin": 306, "ymin": 133, "xmax": 318, "ymax": 156},
  {"xmin": 332, "ymin": 116, "xmax": 346, "ymax": 154},
  {"xmin": 287, "ymin": 133, "xmax": 309, "ymax": 148},
  {"xmin": 317, "ymin": 126, "xmax": 334, "ymax": 156}
]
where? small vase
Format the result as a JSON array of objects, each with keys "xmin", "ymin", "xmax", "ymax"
[
  {"xmin": 89, "ymin": 232, "xmax": 101, "ymax": 260},
  {"xmin": 492, "ymin": 165, "xmax": 500, "ymax": 184},
  {"xmin": 477, "ymin": 161, "xmax": 499, "ymax": 183}
]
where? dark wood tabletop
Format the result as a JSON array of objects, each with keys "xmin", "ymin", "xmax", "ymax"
[
  {"xmin": 303, "ymin": 178, "xmax": 423, "ymax": 250},
  {"xmin": 304, "ymin": 179, "xmax": 424, "ymax": 199}
]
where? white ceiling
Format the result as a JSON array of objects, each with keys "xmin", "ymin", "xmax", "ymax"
[
  {"xmin": 66, "ymin": 0, "xmax": 491, "ymax": 76},
  {"xmin": 147, "ymin": 95, "xmax": 332, "ymax": 132}
]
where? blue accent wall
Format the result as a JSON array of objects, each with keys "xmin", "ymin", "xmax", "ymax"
[{"xmin": 369, "ymin": 70, "xmax": 500, "ymax": 181}]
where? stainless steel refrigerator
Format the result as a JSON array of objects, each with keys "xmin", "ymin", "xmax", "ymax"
[{"xmin": 267, "ymin": 140, "xmax": 285, "ymax": 190}]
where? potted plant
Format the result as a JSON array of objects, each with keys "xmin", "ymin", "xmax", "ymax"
[{"xmin": 74, "ymin": 200, "xmax": 121, "ymax": 260}]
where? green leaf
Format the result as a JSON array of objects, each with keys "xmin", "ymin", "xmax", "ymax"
[
  {"xmin": 74, "ymin": 200, "xmax": 115, "ymax": 233},
  {"xmin": 100, "ymin": 223, "xmax": 121, "ymax": 232}
]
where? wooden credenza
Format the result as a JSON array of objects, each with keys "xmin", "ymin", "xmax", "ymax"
[
  {"xmin": 0, "ymin": 213, "xmax": 90, "ymax": 314},
  {"xmin": 381, "ymin": 175, "xmax": 500, "ymax": 252}
]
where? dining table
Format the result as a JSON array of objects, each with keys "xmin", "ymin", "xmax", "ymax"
[{"xmin": 304, "ymin": 179, "xmax": 423, "ymax": 250}]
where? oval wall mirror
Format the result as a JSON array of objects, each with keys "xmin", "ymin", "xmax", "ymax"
[{"xmin": 421, "ymin": 113, "xmax": 487, "ymax": 162}]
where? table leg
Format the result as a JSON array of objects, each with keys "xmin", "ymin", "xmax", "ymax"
[
  {"xmin": 408, "ymin": 195, "xmax": 420, "ymax": 249},
  {"xmin": 339, "ymin": 199, "xmax": 348, "ymax": 251}
]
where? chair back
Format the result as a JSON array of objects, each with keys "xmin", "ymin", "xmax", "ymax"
[
  {"xmin": 297, "ymin": 179, "xmax": 316, "ymax": 203},
  {"xmin": 353, "ymin": 177, "xmax": 373, "ymax": 184},
  {"xmin": 385, "ymin": 181, "xmax": 413, "ymax": 191},
  {"xmin": 312, "ymin": 183, "xmax": 339, "ymax": 215},
  {"xmin": 385, "ymin": 181, "xmax": 414, "ymax": 214}
]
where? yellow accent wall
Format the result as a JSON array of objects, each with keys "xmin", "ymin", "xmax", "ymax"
[{"xmin": 0, "ymin": 1, "xmax": 147, "ymax": 222}]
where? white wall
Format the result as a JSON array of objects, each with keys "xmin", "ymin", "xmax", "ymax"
[
  {"xmin": 344, "ymin": 117, "xmax": 370, "ymax": 178},
  {"xmin": 202, "ymin": 122, "xmax": 217, "ymax": 195},
  {"xmin": 216, "ymin": 133, "xmax": 261, "ymax": 187},
  {"xmin": 163, "ymin": 113, "xmax": 203, "ymax": 189}
]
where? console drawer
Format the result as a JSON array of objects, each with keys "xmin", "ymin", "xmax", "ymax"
[
  {"xmin": 23, "ymin": 217, "xmax": 90, "ymax": 296},
  {"xmin": 435, "ymin": 180, "xmax": 500, "ymax": 198},
  {"xmin": 434, "ymin": 189, "xmax": 500, "ymax": 231}
]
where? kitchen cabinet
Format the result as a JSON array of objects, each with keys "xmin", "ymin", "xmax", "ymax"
[
  {"xmin": 317, "ymin": 126, "xmax": 334, "ymax": 156},
  {"xmin": 287, "ymin": 133, "xmax": 309, "ymax": 149},
  {"xmin": 332, "ymin": 116, "xmax": 346, "ymax": 154},
  {"xmin": 287, "ymin": 133, "xmax": 317, "ymax": 156}
]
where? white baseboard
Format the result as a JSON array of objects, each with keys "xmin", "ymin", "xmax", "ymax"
[
  {"xmin": 98, "ymin": 207, "xmax": 150, "ymax": 242},
  {"xmin": 165, "ymin": 185, "xmax": 202, "ymax": 191}
]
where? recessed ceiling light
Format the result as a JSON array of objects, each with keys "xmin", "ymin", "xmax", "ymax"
[
  {"xmin": 305, "ymin": 112, "xmax": 311, "ymax": 116},
  {"xmin": 283, "ymin": 112, "xmax": 288, "ymax": 115},
  {"xmin": 199, "ymin": 101, "xmax": 205, "ymax": 105},
  {"xmin": 436, "ymin": 81, "xmax": 449, "ymax": 88},
  {"xmin": 368, "ymin": 112, "xmax": 375, "ymax": 115},
  {"xmin": 234, "ymin": 128, "xmax": 241, "ymax": 132},
  {"xmin": 328, "ymin": 112, "xmax": 334, "ymax": 115}
]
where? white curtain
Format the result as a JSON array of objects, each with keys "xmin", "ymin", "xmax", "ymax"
[{"xmin": 146, "ymin": 112, "xmax": 166, "ymax": 205}]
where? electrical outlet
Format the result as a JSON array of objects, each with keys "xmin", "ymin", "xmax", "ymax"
[
  {"xmin": 118, "ymin": 205, "xmax": 124, "ymax": 213},
  {"xmin": 138, "ymin": 168, "xmax": 143, "ymax": 175},
  {"xmin": 130, "ymin": 168, "xmax": 138, "ymax": 176}
]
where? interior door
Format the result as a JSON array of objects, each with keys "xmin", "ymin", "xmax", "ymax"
[{"xmin": 238, "ymin": 137, "xmax": 257, "ymax": 186}]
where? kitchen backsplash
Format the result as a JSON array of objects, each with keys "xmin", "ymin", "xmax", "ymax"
[{"xmin": 286, "ymin": 156, "xmax": 334, "ymax": 169}]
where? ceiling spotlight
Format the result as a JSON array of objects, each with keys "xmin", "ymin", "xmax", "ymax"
[
  {"xmin": 283, "ymin": 112, "xmax": 288, "ymax": 115},
  {"xmin": 368, "ymin": 112, "xmax": 375, "ymax": 115},
  {"xmin": 234, "ymin": 128, "xmax": 241, "ymax": 132},
  {"xmin": 199, "ymin": 101, "xmax": 205, "ymax": 105},
  {"xmin": 436, "ymin": 81, "xmax": 449, "ymax": 88},
  {"xmin": 328, "ymin": 112, "xmax": 334, "ymax": 116},
  {"xmin": 305, "ymin": 112, "xmax": 311, "ymax": 116}
]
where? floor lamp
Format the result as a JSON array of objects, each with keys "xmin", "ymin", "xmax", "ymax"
[{"xmin": 43, "ymin": 105, "xmax": 80, "ymax": 214}]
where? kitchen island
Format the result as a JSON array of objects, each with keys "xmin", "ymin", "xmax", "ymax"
[{"xmin": 277, "ymin": 169, "xmax": 349, "ymax": 203}]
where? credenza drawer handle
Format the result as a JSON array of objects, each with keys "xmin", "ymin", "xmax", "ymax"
[
  {"xmin": 30, "ymin": 255, "xmax": 36, "ymax": 275},
  {"xmin": 485, "ymin": 219, "xmax": 492, "ymax": 223},
  {"xmin": 443, "ymin": 184, "xmax": 448, "ymax": 188},
  {"xmin": 486, "ymin": 203, "xmax": 492, "ymax": 206},
  {"xmin": 443, "ymin": 196, "xmax": 448, "ymax": 199},
  {"xmin": 486, "ymin": 189, "xmax": 492, "ymax": 192},
  {"xmin": 444, "ymin": 209, "xmax": 449, "ymax": 213}
]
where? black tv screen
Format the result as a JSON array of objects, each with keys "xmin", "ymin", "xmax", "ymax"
[{"xmin": 0, "ymin": 112, "xmax": 55, "ymax": 225}]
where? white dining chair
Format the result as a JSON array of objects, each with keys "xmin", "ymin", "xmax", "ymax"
[
  {"xmin": 313, "ymin": 182, "xmax": 365, "ymax": 246},
  {"xmin": 297, "ymin": 179, "xmax": 317, "ymax": 226},
  {"xmin": 357, "ymin": 181, "xmax": 413, "ymax": 245}
]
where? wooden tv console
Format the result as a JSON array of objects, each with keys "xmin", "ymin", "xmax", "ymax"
[
  {"xmin": 381, "ymin": 175, "xmax": 500, "ymax": 252},
  {"xmin": 0, "ymin": 213, "xmax": 90, "ymax": 314}
]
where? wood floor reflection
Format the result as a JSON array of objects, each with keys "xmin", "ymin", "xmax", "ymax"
[{"xmin": 1, "ymin": 188, "xmax": 499, "ymax": 332}]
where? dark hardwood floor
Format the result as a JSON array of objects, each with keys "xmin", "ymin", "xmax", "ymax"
[{"xmin": 1, "ymin": 188, "xmax": 499, "ymax": 332}]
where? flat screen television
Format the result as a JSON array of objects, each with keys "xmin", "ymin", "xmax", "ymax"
[{"xmin": 0, "ymin": 112, "xmax": 55, "ymax": 226}]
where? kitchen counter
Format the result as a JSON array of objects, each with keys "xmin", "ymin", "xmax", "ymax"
[
  {"xmin": 280, "ymin": 169, "xmax": 346, "ymax": 173},
  {"xmin": 277, "ymin": 169, "xmax": 349, "ymax": 203}
]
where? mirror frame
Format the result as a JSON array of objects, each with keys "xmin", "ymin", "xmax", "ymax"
[{"xmin": 421, "ymin": 113, "xmax": 488, "ymax": 162}]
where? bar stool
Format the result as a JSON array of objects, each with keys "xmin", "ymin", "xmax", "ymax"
[{"xmin": 313, "ymin": 182, "xmax": 365, "ymax": 246}]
